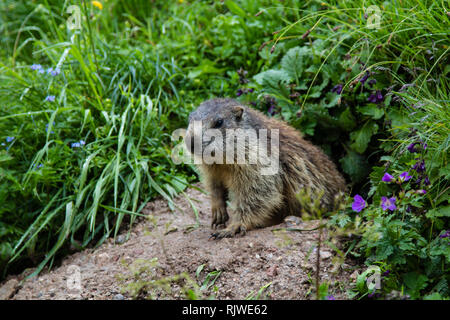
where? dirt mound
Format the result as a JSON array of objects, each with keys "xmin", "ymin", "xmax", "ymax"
[{"xmin": 2, "ymin": 186, "xmax": 358, "ymax": 300}]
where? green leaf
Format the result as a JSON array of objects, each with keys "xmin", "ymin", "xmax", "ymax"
[
  {"xmin": 224, "ymin": 0, "xmax": 246, "ymax": 18},
  {"xmin": 339, "ymin": 149, "xmax": 370, "ymax": 183},
  {"xmin": 187, "ymin": 60, "xmax": 225, "ymax": 80},
  {"xmin": 403, "ymin": 272, "xmax": 428, "ymax": 298},
  {"xmin": 426, "ymin": 206, "xmax": 450, "ymax": 218},
  {"xmin": 280, "ymin": 46, "xmax": 310, "ymax": 83},
  {"xmin": 350, "ymin": 121, "xmax": 378, "ymax": 153},
  {"xmin": 253, "ymin": 69, "xmax": 291, "ymax": 93},
  {"xmin": 338, "ymin": 107, "xmax": 356, "ymax": 131},
  {"xmin": 358, "ymin": 105, "xmax": 384, "ymax": 120}
]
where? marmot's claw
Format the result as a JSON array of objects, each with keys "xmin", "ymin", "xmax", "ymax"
[
  {"xmin": 211, "ymin": 206, "xmax": 229, "ymax": 229},
  {"xmin": 210, "ymin": 223, "xmax": 246, "ymax": 240}
]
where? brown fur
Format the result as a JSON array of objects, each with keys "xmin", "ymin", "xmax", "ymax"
[{"xmin": 185, "ymin": 98, "xmax": 346, "ymax": 238}]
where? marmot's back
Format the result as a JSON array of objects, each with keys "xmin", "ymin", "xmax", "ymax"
[{"xmin": 246, "ymin": 107, "xmax": 346, "ymax": 213}]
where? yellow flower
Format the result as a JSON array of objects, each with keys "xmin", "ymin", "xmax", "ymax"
[{"xmin": 92, "ymin": 1, "xmax": 103, "ymax": 10}]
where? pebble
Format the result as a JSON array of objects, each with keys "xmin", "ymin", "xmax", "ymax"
[
  {"xmin": 115, "ymin": 235, "xmax": 127, "ymax": 244},
  {"xmin": 0, "ymin": 279, "xmax": 19, "ymax": 299},
  {"xmin": 114, "ymin": 293, "xmax": 125, "ymax": 300}
]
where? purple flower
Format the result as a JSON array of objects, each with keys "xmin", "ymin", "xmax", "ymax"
[
  {"xmin": 45, "ymin": 95, "xmax": 56, "ymax": 102},
  {"xmin": 236, "ymin": 89, "xmax": 243, "ymax": 97},
  {"xmin": 31, "ymin": 64, "xmax": 43, "ymax": 71},
  {"xmin": 439, "ymin": 231, "xmax": 450, "ymax": 239},
  {"xmin": 360, "ymin": 71, "xmax": 370, "ymax": 85},
  {"xmin": 416, "ymin": 189, "xmax": 427, "ymax": 195},
  {"xmin": 407, "ymin": 142, "xmax": 418, "ymax": 153},
  {"xmin": 46, "ymin": 67, "xmax": 60, "ymax": 76},
  {"xmin": 267, "ymin": 104, "xmax": 275, "ymax": 116},
  {"xmin": 399, "ymin": 171, "xmax": 412, "ymax": 182},
  {"xmin": 351, "ymin": 194, "xmax": 366, "ymax": 212},
  {"xmin": 6, "ymin": 136, "xmax": 14, "ymax": 143},
  {"xmin": 368, "ymin": 90, "xmax": 384, "ymax": 103},
  {"xmin": 382, "ymin": 270, "xmax": 391, "ymax": 276},
  {"xmin": 424, "ymin": 177, "xmax": 430, "ymax": 186},
  {"xmin": 331, "ymin": 84, "xmax": 343, "ymax": 94},
  {"xmin": 32, "ymin": 163, "xmax": 44, "ymax": 170},
  {"xmin": 376, "ymin": 90, "xmax": 383, "ymax": 102},
  {"xmin": 414, "ymin": 177, "xmax": 422, "ymax": 186},
  {"xmin": 71, "ymin": 140, "xmax": 86, "ymax": 148},
  {"xmin": 381, "ymin": 196, "xmax": 397, "ymax": 211},
  {"xmin": 423, "ymin": 143, "xmax": 427, "ymax": 150},
  {"xmin": 382, "ymin": 172, "xmax": 394, "ymax": 182},
  {"xmin": 368, "ymin": 79, "xmax": 377, "ymax": 87},
  {"xmin": 325, "ymin": 295, "xmax": 335, "ymax": 300},
  {"xmin": 412, "ymin": 159, "xmax": 425, "ymax": 173}
]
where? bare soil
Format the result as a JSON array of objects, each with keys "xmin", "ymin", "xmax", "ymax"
[{"xmin": 1, "ymin": 186, "xmax": 359, "ymax": 300}]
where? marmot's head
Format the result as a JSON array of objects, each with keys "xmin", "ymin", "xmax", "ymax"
[{"xmin": 184, "ymin": 98, "xmax": 248, "ymax": 162}]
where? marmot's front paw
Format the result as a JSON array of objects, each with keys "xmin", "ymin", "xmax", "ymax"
[
  {"xmin": 210, "ymin": 222, "xmax": 246, "ymax": 239},
  {"xmin": 211, "ymin": 206, "xmax": 229, "ymax": 229}
]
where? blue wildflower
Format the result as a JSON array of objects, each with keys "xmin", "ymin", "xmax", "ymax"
[
  {"xmin": 45, "ymin": 95, "xmax": 56, "ymax": 102},
  {"xmin": 46, "ymin": 67, "xmax": 60, "ymax": 76},
  {"xmin": 360, "ymin": 71, "xmax": 370, "ymax": 85},
  {"xmin": 407, "ymin": 142, "xmax": 418, "ymax": 153},
  {"xmin": 381, "ymin": 196, "xmax": 397, "ymax": 211},
  {"xmin": 440, "ymin": 230, "xmax": 450, "ymax": 239},
  {"xmin": 351, "ymin": 194, "xmax": 366, "ymax": 212},
  {"xmin": 71, "ymin": 140, "xmax": 86, "ymax": 148},
  {"xmin": 399, "ymin": 171, "xmax": 412, "ymax": 182},
  {"xmin": 412, "ymin": 159, "xmax": 425, "ymax": 173},
  {"xmin": 325, "ymin": 295, "xmax": 335, "ymax": 300},
  {"xmin": 31, "ymin": 64, "xmax": 43, "ymax": 71},
  {"xmin": 331, "ymin": 84, "xmax": 343, "ymax": 94},
  {"xmin": 368, "ymin": 90, "xmax": 384, "ymax": 103},
  {"xmin": 382, "ymin": 172, "xmax": 394, "ymax": 182},
  {"xmin": 6, "ymin": 136, "xmax": 14, "ymax": 143}
]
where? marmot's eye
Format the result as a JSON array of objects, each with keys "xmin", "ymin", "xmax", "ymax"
[{"xmin": 214, "ymin": 119, "xmax": 223, "ymax": 128}]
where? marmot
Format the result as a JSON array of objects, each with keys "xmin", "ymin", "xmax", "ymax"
[{"xmin": 184, "ymin": 98, "xmax": 346, "ymax": 238}]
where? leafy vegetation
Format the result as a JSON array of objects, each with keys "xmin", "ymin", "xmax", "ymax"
[{"xmin": 0, "ymin": 0, "xmax": 448, "ymax": 299}]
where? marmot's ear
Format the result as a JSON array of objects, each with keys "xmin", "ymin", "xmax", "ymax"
[{"xmin": 232, "ymin": 106, "xmax": 244, "ymax": 119}]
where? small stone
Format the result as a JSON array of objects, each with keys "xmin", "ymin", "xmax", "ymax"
[
  {"xmin": 96, "ymin": 253, "xmax": 110, "ymax": 266},
  {"xmin": 350, "ymin": 270, "xmax": 359, "ymax": 281},
  {"xmin": 115, "ymin": 235, "xmax": 127, "ymax": 244},
  {"xmin": 0, "ymin": 279, "xmax": 19, "ymax": 299},
  {"xmin": 114, "ymin": 294, "xmax": 125, "ymax": 300},
  {"xmin": 266, "ymin": 265, "xmax": 278, "ymax": 277},
  {"xmin": 320, "ymin": 251, "xmax": 332, "ymax": 259}
]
